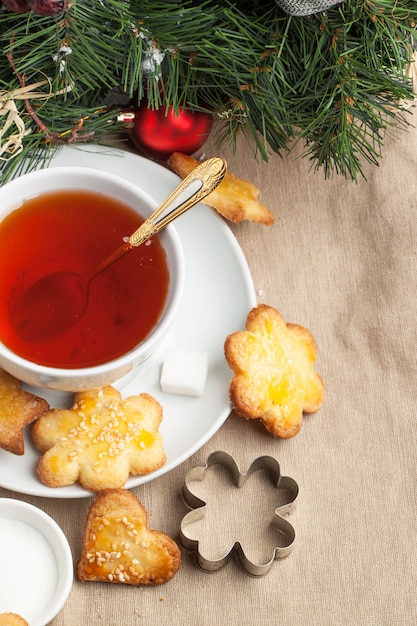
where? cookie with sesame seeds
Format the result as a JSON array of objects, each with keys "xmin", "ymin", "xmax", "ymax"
[
  {"xmin": 0, "ymin": 613, "xmax": 29, "ymax": 626},
  {"xmin": 0, "ymin": 368, "xmax": 49, "ymax": 455},
  {"xmin": 31, "ymin": 386, "xmax": 166, "ymax": 492},
  {"xmin": 77, "ymin": 488, "xmax": 181, "ymax": 585}
]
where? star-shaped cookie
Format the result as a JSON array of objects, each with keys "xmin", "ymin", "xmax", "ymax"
[
  {"xmin": 0, "ymin": 368, "xmax": 49, "ymax": 455},
  {"xmin": 77, "ymin": 488, "xmax": 181, "ymax": 585},
  {"xmin": 225, "ymin": 304, "xmax": 325, "ymax": 438},
  {"xmin": 167, "ymin": 152, "xmax": 275, "ymax": 225},
  {"xmin": 31, "ymin": 386, "xmax": 166, "ymax": 491}
]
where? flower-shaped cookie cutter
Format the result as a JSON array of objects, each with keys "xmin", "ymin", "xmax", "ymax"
[{"xmin": 180, "ymin": 451, "xmax": 299, "ymax": 577}]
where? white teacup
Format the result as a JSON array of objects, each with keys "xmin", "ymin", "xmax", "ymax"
[{"xmin": 0, "ymin": 166, "xmax": 184, "ymax": 391}]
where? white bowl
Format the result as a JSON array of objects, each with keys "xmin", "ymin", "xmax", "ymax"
[
  {"xmin": 0, "ymin": 166, "xmax": 184, "ymax": 391},
  {"xmin": 0, "ymin": 497, "xmax": 73, "ymax": 625}
]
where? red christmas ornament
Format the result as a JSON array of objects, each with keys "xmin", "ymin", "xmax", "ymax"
[
  {"xmin": 129, "ymin": 102, "xmax": 213, "ymax": 161},
  {"xmin": 3, "ymin": 0, "xmax": 68, "ymax": 14},
  {"xmin": 2, "ymin": 0, "xmax": 31, "ymax": 12}
]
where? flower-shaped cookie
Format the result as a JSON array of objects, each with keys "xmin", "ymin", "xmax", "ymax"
[
  {"xmin": 180, "ymin": 451, "xmax": 298, "ymax": 576},
  {"xmin": 31, "ymin": 386, "xmax": 166, "ymax": 492},
  {"xmin": 225, "ymin": 304, "xmax": 325, "ymax": 438}
]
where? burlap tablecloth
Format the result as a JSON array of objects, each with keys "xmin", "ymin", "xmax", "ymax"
[{"xmin": 1, "ymin": 108, "xmax": 417, "ymax": 625}]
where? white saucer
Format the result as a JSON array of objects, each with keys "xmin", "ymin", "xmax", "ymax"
[{"xmin": 0, "ymin": 145, "xmax": 256, "ymax": 498}]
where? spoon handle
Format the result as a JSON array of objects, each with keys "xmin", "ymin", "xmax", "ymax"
[
  {"xmin": 83, "ymin": 157, "xmax": 227, "ymax": 283},
  {"xmin": 128, "ymin": 156, "xmax": 227, "ymax": 247}
]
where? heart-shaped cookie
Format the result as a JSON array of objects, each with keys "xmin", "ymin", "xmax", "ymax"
[{"xmin": 77, "ymin": 489, "xmax": 181, "ymax": 585}]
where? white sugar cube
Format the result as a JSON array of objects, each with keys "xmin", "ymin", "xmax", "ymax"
[{"xmin": 160, "ymin": 349, "xmax": 209, "ymax": 397}]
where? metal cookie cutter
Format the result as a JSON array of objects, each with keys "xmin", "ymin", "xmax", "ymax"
[{"xmin": 180, "ymin": 451, "xmax": 299, "ymax": 577}]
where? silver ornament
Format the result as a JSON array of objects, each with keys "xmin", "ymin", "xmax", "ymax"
[{"xmin": 275, "ymin": 0, "xmax": 342, "ymax": 16}]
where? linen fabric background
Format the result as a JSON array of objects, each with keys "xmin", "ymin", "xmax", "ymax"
[{"xmin": 1, "ymin": 105, "xmax": 417, "ymax": 625}]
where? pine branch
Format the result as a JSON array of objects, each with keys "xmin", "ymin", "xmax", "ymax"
[
  {"xmin": 0, "ymin": 0, "xmax": 416, "ymax": 183},
  {"xmin": 1, "ymin": 1, "xmax": 134, "ymax": 93}
]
